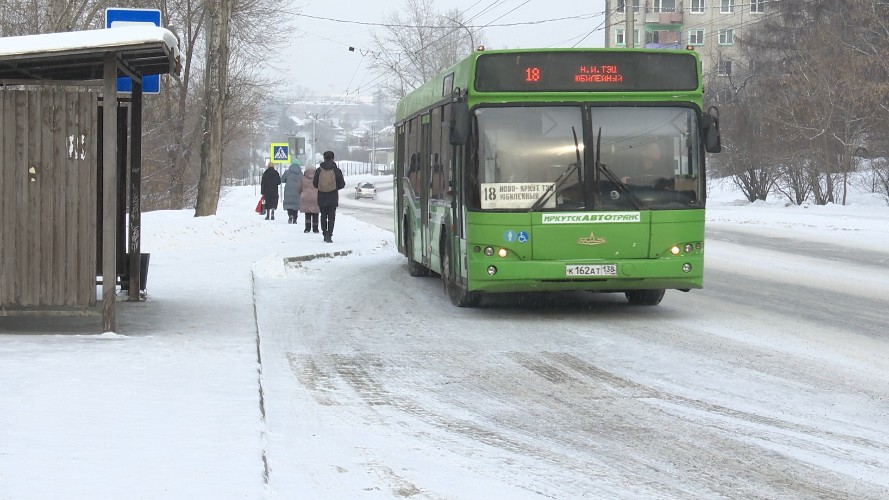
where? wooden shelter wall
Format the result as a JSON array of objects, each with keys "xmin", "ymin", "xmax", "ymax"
[{"xmin": 0, "ymin": 88, "xmax": 97, "ymax": 312}]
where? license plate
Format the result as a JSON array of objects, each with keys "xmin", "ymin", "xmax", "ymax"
[{"xmin": 565, "ymin": 264, "xmax": 617, "ymax": 276}]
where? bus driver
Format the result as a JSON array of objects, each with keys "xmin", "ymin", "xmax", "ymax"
[{"xmin": 621, "ymin": 141, "xmax": 674, "ymax": 189}]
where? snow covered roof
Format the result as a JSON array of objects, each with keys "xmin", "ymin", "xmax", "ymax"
[{"xmin": 0, "ymin": 26, "xmax": 180, "ymax": 82}]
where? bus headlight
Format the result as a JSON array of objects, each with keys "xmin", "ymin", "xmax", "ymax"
[
  {"xmin": 484, "ymin": 246, "xmax": 494, "ymax": 256},
  {"xmin": 684, "ymin": 244, "xmax": 694, "ymax": 253},
  {"xmin": 487, "ymin": 266, "xmax": 498, "ymax": 275},
  {"xmin": 670, "ymin": 245, "xmax": 681, "ymax": 255},
  {"xmin": 497, "ymin": 248, "xmax": 508, "ymax": 258}
]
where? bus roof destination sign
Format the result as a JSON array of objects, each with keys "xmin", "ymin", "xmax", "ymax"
[{"xmin": 474, "ymin": 51, "xmax": 699, "ymax": 93}]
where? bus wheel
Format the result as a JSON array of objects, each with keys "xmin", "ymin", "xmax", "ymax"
[
  {"xmin": 625, "ymin": 289, "xmax": 665, "ymax": 306},
  {"xmin": 441, "ymin": 236, "xmax": 480, "ymax": 307},
  {"xmin": 405, "ymin": 219, "xmax": 428, "ymax": 277},
  {"xmin": 407, "ymin": 259, "xmax": 428, "ymax": 277}
]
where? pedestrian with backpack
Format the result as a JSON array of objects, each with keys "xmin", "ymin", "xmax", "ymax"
[{"xmin": 312, "ymin": 150, "xmax": 345, "ymax": 243}]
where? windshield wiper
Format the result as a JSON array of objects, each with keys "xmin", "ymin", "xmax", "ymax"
[
  {"xmin": 594, "ymin": 127, "xmax": 645, "ymax": 210},
  {"xmin": 572, "ymin": 126, "xmax": 583, "ymax": 188},
  {"xmin": 529, "ymin": 126, "xmax": 583, "ymax": 212},
  {"xmin": 529, "ymin": 163, "xmax": 576, "ymax": 212}
]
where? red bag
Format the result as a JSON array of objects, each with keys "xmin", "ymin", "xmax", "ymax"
[{"xmin": 255, "ymin": 196, "xmax": 265, "ymax": 214}]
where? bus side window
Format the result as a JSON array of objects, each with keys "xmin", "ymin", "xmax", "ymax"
[
  {"xmin": 409, "ymin": 153, "xmax": 421, "ymax": 196},
  {"xmin": 431, "ymin": 153, "xmax": 444, "ymax": 198},
  {"xmin": 467, "ymin": 120, "xmax": 481, "ymax": 209}
]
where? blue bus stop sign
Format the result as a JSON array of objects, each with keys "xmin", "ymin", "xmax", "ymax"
[{"xmin": 105, "ymin": 8, "xmax": 162, "ymax": 94}]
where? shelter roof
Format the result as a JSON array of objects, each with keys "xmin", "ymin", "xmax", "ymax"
[{"xmin": 0, "ymin": 26, "xmax": 180, "ymax": 82}]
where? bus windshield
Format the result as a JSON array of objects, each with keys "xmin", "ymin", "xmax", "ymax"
[{"xmin": 473, "ymin": 106, "xmax": 703, "ymax": 211}]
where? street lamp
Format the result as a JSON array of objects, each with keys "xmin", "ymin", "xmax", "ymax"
[{"xmin": 445, "ymin": 15, "xmax": 475, "ymax": 52}]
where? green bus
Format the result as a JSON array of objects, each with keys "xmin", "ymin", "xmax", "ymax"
[{"xmin": 394, "ymin": 48, "xmax": 721, "ymax": 307}]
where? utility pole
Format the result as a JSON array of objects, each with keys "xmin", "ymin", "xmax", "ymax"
[
  {"xmin": 306, "ymin": 112, "xmax": 319, "ymax": 163},
  {"xmin": 371, "ymin": 122, "xmax": 376, "ymax": 174},
  {"xmin": 626, "ymin": 0, "xmax": 635, "ymax": 48}
]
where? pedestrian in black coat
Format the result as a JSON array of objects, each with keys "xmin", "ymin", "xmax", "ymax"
[
  {"xmin": 312, "ymin": 151, "xmax": 345, "ymax": 242},
  {"xmin": 261, "ymin": 162, "xmax": 281, "ymax": 220}
]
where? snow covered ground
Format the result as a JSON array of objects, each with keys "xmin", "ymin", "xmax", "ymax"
[{"xmin": 1, "ymin": 164, "xmax": 888, "ymax": 498}]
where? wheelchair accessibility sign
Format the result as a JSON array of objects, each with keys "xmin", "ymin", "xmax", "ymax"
[
  {"xmin": 503, "ymin": 230, "xmax": 530, "ymax": 243},
  {"xmin": 270, "ymin": 143, "xmax": 290, "ymax": 164}
]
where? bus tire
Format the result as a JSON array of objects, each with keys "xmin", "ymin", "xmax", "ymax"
[
  {"xmin": 441, "ymin": 234, "xmax": 480, "ymax": 307},
  {"xmin": 625, "ymin": 289, "xmax": 665, "ymax": 306},
  {"xmin": 404, "ymin": 218, "xmax": 428, "ymax": 277}
]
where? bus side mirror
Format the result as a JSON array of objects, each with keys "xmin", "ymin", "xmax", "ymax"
[
  {"xmin": 450, "ymin": 102, "xmax": 469, "ymax": 146},
  {"xmin": 702, "ymin": 106, "xmax": 722, "ymax": 153}
]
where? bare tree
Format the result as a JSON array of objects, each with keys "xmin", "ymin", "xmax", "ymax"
[
  {"xmin": 870, "ymin": 159, "xmax": 889, "ymax": 205},
  {"xmin": 720, "ymin": 0, "xmax": 889, "ymax": 205},
  {"xmin": 194, "ymin": 0, "xmax": 232, "ymax": 216},
  {"xmin": 0, "ymin": 0, "xmax": 116, "ymax": 34},
  {"xmin": 147, "ymin": 0, "xmax": 206, "ymax": 210},
  {"xmin": 369, "ymin": 0, "xmax": 482, "ymax": 100},
  {"xmin": 219, "ymin": 56, "xmax": 273, "ymax": 185},
  {"xmin": 773, "ymin": 155, "xmax": 813, "ymax": 205},
  {"xmin": 704, "ymin": 46, "xmax": 780, "ymax": 202},
  {"xmin": 193, "ymin": 0, "xmax": 297, "ymax": 216},
  {"xmin": 0, "ymin": 0, "xmax": 297, "ymax": 214}
]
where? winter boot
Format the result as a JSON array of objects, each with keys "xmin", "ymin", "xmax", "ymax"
[
  {"xmin": 312, "ymin": 225, "xmax": 319, "ymax": 233},
  {"xmin": 270, "ymin": 210, "xmax": 275, "ymax": 220},
  {"xmin": 304, "ymin": 221, "xmax": 311, "ymax": 233},
  {"xmin": 265, "ymin": 212, "xmax": 269, "ymax": 220}
]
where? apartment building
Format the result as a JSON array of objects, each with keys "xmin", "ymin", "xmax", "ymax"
[{"xmin": 604, "ymin": 0, "xmax": 770, "ymax": 85}]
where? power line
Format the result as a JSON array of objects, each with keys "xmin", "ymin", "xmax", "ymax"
[{"xmin": 294, "ymin": 11, "xmax": 608, "ymax": 29}]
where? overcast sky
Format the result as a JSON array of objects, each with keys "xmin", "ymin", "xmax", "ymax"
[{"xmin": 279, "ymin": 0, "xmax": 607, "ymax": 98}]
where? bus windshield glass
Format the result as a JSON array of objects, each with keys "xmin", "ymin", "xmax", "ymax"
[{"xmin": 472, "ymin": 106, "xmax": 703, "ymax": 211}]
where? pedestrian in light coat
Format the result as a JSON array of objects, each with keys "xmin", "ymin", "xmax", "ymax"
[
  {"xmin": 297, "ymin": 164, "xmax": 320, "ymax": 233},
  {"xmin": 281, "ymin": 159, "xmax": 302, "ymax": 224}
]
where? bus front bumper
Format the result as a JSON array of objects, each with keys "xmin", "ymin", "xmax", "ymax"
[{"xmin": 465, "ymin": 256, "xmax": 704, "ymax": 294}]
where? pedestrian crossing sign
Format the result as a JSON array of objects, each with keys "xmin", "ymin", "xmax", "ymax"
[{"xmin": 270, "ymin": 143, "xmax": 290, "ymax": 164}]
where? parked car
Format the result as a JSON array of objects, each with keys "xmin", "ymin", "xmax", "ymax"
[{"xmin": 355, "ymin": 182, "xmax": 376, "ymax": 200}]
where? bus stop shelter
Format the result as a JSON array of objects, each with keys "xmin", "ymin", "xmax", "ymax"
[{"xmin": 0, "ymin": 26, "xmax": 180, "ymax": 332}]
